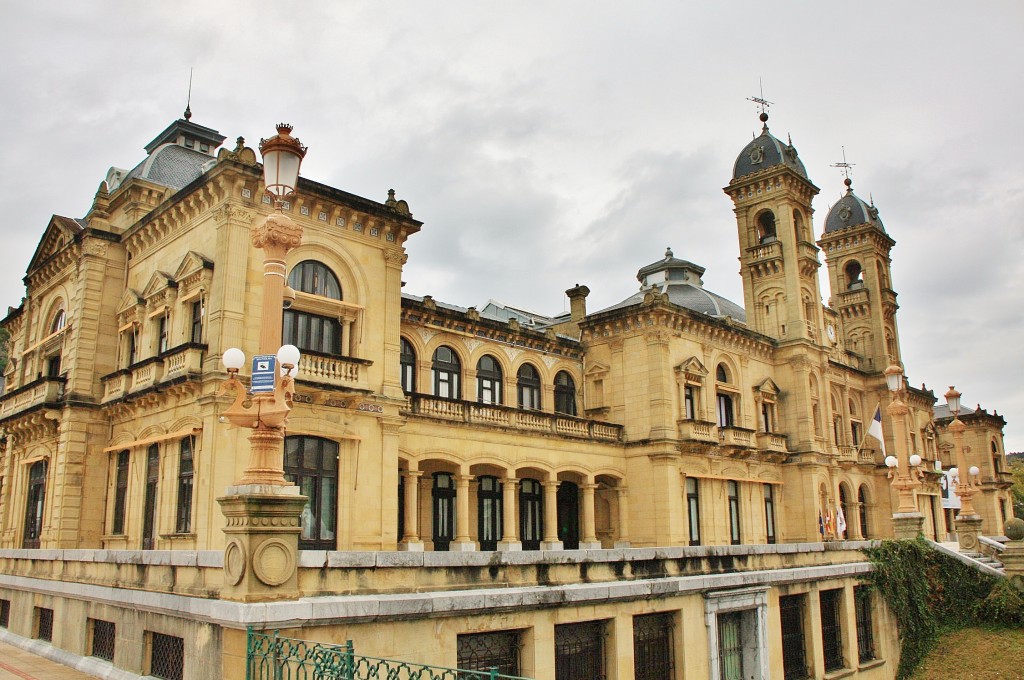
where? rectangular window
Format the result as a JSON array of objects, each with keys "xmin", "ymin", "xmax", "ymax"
[
  {"xmin": 190, "ymin": 300, "xmax": 203, "ymax": 344},
  {"xmin": 90, "ymin": 619, "xmax": 116, "ymax": 662},
  {"xmin": 762, "ymin": 401, "xmax": 774, "ymax": 432},
  {"xmin": 283, "ymin": 309, "xmax": 341, "ymax": 355},
  {"xmin": 555, "ymin": 621, "xmax": 605, "ymax": 680},
  {"xmin": 157, "ymin": 316, "xmax": 169, "ymax": 354},
  {"xmin": 0, "ymin": 599, "xmax": 9, "ymax": 628},
  {"xmin": 728, "ymin": 480, "xmax": 741, "ymax": 545},
  {"xmin": 176, "ymin": 436, "xmax": 194, "ymax": 534},
  {"xmin": 764, "ymin": 484, "xmax": 776, "ymax": 544},
  {"xmin": 149, "ymin": 632, "xmax": 185, "ymax": 680},
  {"xmin": 112, "ymin": 450, "xmax": 129, "ymax": 534},
  {"xmin": 126, "ymin": 330, "xmax": 137, "ymax": 367},
  {"xmin": 855, "ymin": 586, "xmax": 875, "ymax": 663},
  {"xmin": 456, "ymin": 630, "xmax": 521, "ymax": 676},
  {"xmin": 684, "ymin": 385, "xmax": 696, "ymax": 419},
  {"xmin": 717, "ymin": 611, "xmax": 744, "ymax": 680},
  {"xmin": 717, "ymin": 393, "xmax": 735, "ymax": 428},
  {"xmin": 633, "ymin": 613, "xmax": 674, "ymax": 680},
  {"xmin": 35, "ymin": 607, "xmax": 53, "ymax": 642},
  {"xmin": 686, "ymin": 477, "xmax": 701, "ymax": 546},
  {"xmin": 820, "ymin": 589, "xmax": 845, "ymax": 672},
  {"xmin": 780, "ymin": 595, "xmax": 808, "ymax": 680},
  {"xmin": 851, "ymin": 421, "xmax": 862, "ymax": 447},
  {"xmin": 142, "ymin": 445, "xmax": 160, "ymax": 550}
]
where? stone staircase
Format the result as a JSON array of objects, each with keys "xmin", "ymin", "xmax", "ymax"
[{"xmin": 961, "ymin": 551, "xmax": 1005, "ymax": 574}]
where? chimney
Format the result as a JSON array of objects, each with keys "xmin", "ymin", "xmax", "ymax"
[{"xmin": 566, "ymin": 284, "xmax": 590, "ymax": 323}]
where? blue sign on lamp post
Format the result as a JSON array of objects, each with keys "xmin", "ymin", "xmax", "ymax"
[{"xmin": 251, "ymin": 355, "xmax": 277, "ymax": 394}]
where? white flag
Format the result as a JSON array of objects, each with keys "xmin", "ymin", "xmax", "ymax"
[
  {"xmin": 866, "ymin": 405, "xmax": 886, "ymax": 456},
  {"xmin": 836, "ymin": 503, "xmax": 847, "ymax": 539}
]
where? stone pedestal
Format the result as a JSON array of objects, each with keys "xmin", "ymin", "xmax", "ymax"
[
  {"xmin": 218, "ymin": 484, "xmax": 307, "ymax": 602},
  {"xmin": 540, "ymin": 540, "xmax": 564, "ymax": 551},
  {"xmin": 892, "ymin": 512, "xmax": 925, "ymax": 540},
  {"xmin": 955, "ymin": 514, "xmax": 984, "ymax": 553},
  {"xmin": 1001, "ymin": 541, "xmax": 1024, "ymax": 579},
  {"xmin": 497, "ymin": 540, "xmax": 522, "ymax": 551},
  {"xmin": 399, "ymin": 540, "xmax": 425, "ymax": 552}
]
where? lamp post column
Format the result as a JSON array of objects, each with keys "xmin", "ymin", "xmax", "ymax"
[
  {"xmin": 946, "ymin": 387, "xmax": 983, "ymax": 552},
  {"xmin": 884, "ymin": 365, "xmax": 924, "ymax": 539}
]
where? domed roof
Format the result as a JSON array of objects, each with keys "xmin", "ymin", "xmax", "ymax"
[
  {"xmin": 598, "ymin": 249, "xmax": 746, "ymax": 322},
  {"xmin": 824, "ymin": 180, "xmax": 885, "ymax": 234},
  {"xmin": 732, "ymin": 114, "xmax": 807, "ymax": 181},
  {"xmin": 124, "ymin": 144, "xmax": 214, "ymax": 190}
]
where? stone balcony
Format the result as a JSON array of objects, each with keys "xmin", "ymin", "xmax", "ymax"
[
  {"xmin": 100, "ymin": 343, "xmax": 207, "ymax": 404},
  {"xmin": 298, "ymin": 351, "xmax": 370, "ymax": 390},
  {"xmin": 0, "ymin": 376, "xmax": 66, "ymax": 420},
  {"xmin": 756, "ymin": 431, "xmax": 788, "ymax": 454},
  {"xmin": 719, "ymin": 426, "xmax": 756, "ymax": 454},
  {"xmin": 405, "ymin": 394, "xmax": 622, "ymax": 442},
  {"xmin": 678, "ymin": 419, "xmax": 717, "ymax": 443}
]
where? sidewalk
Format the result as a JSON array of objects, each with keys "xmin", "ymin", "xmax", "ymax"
[{"xmin": 0, "ymin": 641, "xmax": 98, "ymax": 680}]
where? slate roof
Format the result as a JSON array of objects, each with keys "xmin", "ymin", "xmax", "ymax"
[
  {"xmin": 124, "ymin": 144, "xmax": 213, "ymax": 191},
  {"xmin": 824, "ymin": 187, "xmax": 886, "ymax": 234},
  {"xmin": 732, "ymin": 121, "xmax": 808, "ymax": 181}
]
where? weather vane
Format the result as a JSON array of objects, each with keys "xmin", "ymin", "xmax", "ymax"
[
  {"xmin": 746, "ymin": 78, "xmax": 773, "ymax": 115},
  {"xmin": 831, "ymin": 146, "xmax": 856, "ymax": 181},
  {"xmin": 184, "ymin": 68, "xmax": 193, "ymax": 121}
]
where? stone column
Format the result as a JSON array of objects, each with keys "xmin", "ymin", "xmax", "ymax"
[
  {"xmin": 451, "ymin": 473, "xmax": 476, "ymax": 551},
  {"xmin": 1000, "ymin": 518, "xmax": 1024, "ymax": 578},
  {"xmin": 579, "ymin": 483, "xmax": 601, "ymax": 549},
  {"xmin": 498, "ymin": 477, "xmax": 521, "ymax": 551},
  {"xmin": 541, "ymin": 480, "xmax": 562, "ymax": 550},
  {"xmin": 615, "ymin": 487, "xmax": 631, "ymax": 548},
  {"xmin": 400, "ymin": 470, "xmax": 423, "ymax": 551}
]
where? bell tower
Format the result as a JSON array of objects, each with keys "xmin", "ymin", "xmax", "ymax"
[
  {"xmin": 724, "ymin": 111, "xmax": 824, "ymax": 343},
  {"xmin": 819, "ymin": 178, "xmax": 900, "ymax": 372}
]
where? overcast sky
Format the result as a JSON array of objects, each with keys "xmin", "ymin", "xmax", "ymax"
[{"xmin": 2, "ymin": 2, "xmax": 1022, "ymax": 452}]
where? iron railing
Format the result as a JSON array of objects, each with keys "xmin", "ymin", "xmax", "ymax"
[{"xmin": 247, "ymin": 629, "xmax": 533, "ymax": 680}]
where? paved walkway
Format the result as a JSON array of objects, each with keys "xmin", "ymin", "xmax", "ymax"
[{"xmin": 0, "ymin": 641, "xmax": 98, "ymax": 680}]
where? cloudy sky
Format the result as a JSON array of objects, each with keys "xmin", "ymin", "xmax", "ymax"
[{"xmin": 2, "ymin": 2, "xmax": 1022, "ymax": 451}]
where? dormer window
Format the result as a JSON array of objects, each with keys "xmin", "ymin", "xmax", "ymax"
[{"xmin": 184, "ymin": 137, "xmax": 194, "ymax": 149}]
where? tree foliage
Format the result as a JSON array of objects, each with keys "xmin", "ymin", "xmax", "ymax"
[{"xmin": 1010, "ymin": 458, "xmax": 1024, "ymax": 519}]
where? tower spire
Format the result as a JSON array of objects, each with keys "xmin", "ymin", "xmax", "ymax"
[
  {"xmin": 184, "ymin": 68, "xmax": 193, "ymax": 121},
  {"xmin": 831, "ymin": 146, "xmax": 855, "ymax": 193},
  {"xmin": 746, "ymin": 78, "xmax": 773, "ymax": 130}
]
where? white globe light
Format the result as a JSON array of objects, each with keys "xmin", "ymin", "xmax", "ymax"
[
  {"xmin": 277, "ymin": 344, "xmax": 301, "ymax": 367},
  {"xmin": 969, "ymin": 466, "xmax": 980, "ymax": 477},
  {"xmin": 222, "ymin": 348, "xmax": 245, "ymax": 371},
  {"xmin": 885, "ymin": 456, "xmax": 898, "ymax": 468},
  {"xmin": 949, "ymin": 467, "xmax": 959, "ymax": 478},
  {"xmin": 909, "ymin": 454, "xmax": 922, "ymax": 467}
]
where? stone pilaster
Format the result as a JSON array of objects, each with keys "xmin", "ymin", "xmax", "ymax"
[
  {"xmin": 954, "ymin": 514, "xmax": 983, "ymax": 553},
  {"xmin": 892, "ymin": 512, "xmax": 924, "ymax": 540}
]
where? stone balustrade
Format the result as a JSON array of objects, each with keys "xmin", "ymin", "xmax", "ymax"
[
  {"xmin": 678, "ymin": 419, "xmax": 717, "ymax": 443},
  {"xmin": 0, "ymin": 377, "xmax": 66, "ymax": 419},
  {"xmin": 299, "ymin": 352, "xmax": 367, "ymax": 388}
]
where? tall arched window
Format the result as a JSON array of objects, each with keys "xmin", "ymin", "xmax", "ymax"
[
  {"xmin": 23, "ymin": 461, "xmax": 47, "ymax": 549},
  {"xmin": 284, "ymin": 261, "xmax": 343, "ymax": 355},
  {"xmin": 288, "ymin": 260, "xmax": 342, "ymax": 299},
  {"xmin": 517, "ymin": 364, "xmax": 541, "ymax": 410},
  {"xmin": 757, "ymin": 211, "xmax": 777, "ymax": 244},
  {"xmin": 727, "ymin": 480, "xmax": 741, "ymax": 545},
  {"xmin": 285, "ymin": 436, "xmax": 339, "ymax": 550},
  {"xmin": 477, "ymin": 355, "xmax": 503, "ymax": 405},
  {"xmin": 477, "ymin": 476, "xmax": 502, "ymax": 551},
  {"xmin": 858, "ymin": 485, "xmax": 870, "ymax": 538},
  {"xmin": 838, "ymin": 485, "xmax": 851, "ymax": 539},
  {"xmin": 715, "ymin": 363, "xmax": 735, "ymax": 428},
  {"xmin": 432, "ymin": 346, "xmax": 462, "ymax": 399},
  {"xmin": 176, "ymin": 435, "xmax": 195, "ymax": 534},
  {"xmin": 432, "ymin": 472, "xmax": 456, "ymax": 551},
  {"xmin": 142, "ymin": 444, "xmax": 160, "ymax": 550},
  {"xmin": 554, "ymin": 371, "xmax": 577, "ymax": 416},
  {"xmin": 845, "ymin": 260, "xmax": 863, "ymax": 289},
  {"xmin": 519, "ymin": 479, "xmax": 543, "ymax": 551},
  {"xmin": 49, "ymin": 308, "xmax": 66, "ymax": 333},
  {"xmin": 400, "ymin": 338, "xmax": 417, "ymax": 393}
]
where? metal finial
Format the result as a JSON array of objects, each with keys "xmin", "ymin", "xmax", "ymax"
[
  {"xmin": 831, "ymin": 146, "xmax": 855, "ymax": 190},
  {"xmin": 746, "ymin": 78, "xmax": 773, "ymax": 129},
  {"xmin": 665, "ymin": 247, "xmax": 673, "ymax": 259},
  {"xmin": 184, "ymin": 68, "xmax": 193, "ymax": 121}
]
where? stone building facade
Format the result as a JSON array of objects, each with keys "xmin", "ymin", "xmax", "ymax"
[{"xmin": 0, "ymin": 111, "xmax": 1011, "ymax": 679}]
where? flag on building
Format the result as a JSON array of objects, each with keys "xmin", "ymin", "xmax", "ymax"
[
  {"xmin": 865, "ymin": 405, "xmax": 886, "ymax": 456},
  {"xmin": 836, "ymin": 503, "xmax": 847, "ymax": 539},
  {"xmin": 818, "ymin": 511, "xmax": 824, "ymax": 538}
]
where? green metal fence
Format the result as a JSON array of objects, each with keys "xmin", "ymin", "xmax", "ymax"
[{"xmin": 246, "ymin": 629, "xmax": 532, "ymax": 680}]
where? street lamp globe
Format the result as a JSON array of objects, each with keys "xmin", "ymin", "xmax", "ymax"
[
  {"xmin": 259, "ymin": 124, "xmax": 307, "ymax": 201},
  {"xmin": 909, "ymin": 454, "xmax": 922, "ymax": 467},
  {"xmin": 223, "ymin": 347, "xmax": 245, "ymax": 372}
]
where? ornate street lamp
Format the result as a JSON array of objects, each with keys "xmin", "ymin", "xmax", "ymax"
[
  {"xmin": 883, "ymin": 365, "xmax": 924, "ymax": 534},
  {"xmin": 219, "ymin": 124, "xmax": 308, "ymax": 487},
  {"xmin": 945, "ymin": 386, "xmax": 983, "ymax": 551}
]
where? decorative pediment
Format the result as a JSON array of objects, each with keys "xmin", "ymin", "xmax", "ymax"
[
  {"xmin": 755, "ymin": 377, "xmax": 781, "ymax": 397},
  {"xmin": 675, "ymin": 356, "xmax": 708, "ymax": 383},
  {"xmin": 25, "ymin": 215, "xmax": 84, "ymax": 275},
  {"xmin": 116, "ymin": 289, "xmax": 145, "ymax": 317},
  {"xmin": 141, "ymin": 271, "xmax": 177, "ymax": 301},
  {"xmin": 585, "ymin": 362, "xmax": 610, "ymax": 377},
  {"xmin": 173, "ymin": 251, "xmax": 214, "ymax": 283}
]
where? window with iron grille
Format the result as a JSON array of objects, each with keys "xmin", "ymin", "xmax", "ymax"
[
  {"xmin": 0, "ymin": 599, "xmax": 9, "ymax": 628},
  {"xmin": 555, "ymin": 620, "xmax": 606, "ymax": 680},
  {"xmin": 176, "ymin": 436, "xmax": 194, "ymax": 533},
  {"xmin": 149, "ymin": 631, "xmax": 184, "ymax": 680},
  {"xmin": 855, "ymin": 586, "xmax": 875, "ymax": 663},
  {"xmin": 456, "ymin": 630, "xmax": 521, "ymax": 676},
  {"xmin": 90, "ymin": 619, "xmax": 115, "ymax": 662},
  {"xmin": 820, "ymin": 589, "xmax": 845, "ymax": 672},
  {"xmin": 633, "ymin": 612, "xmax": 674, "ymax": 680},
  {"xmin": 779, "ymin": 595, "xmax": 808, "ymax": 679},
  {"xmin": 717, "ymin": 611, "xmax": 745, "ymax": 680},
  {"xmin": 35, "ymin": 607, "xmax": 53, "ymax": 642}
]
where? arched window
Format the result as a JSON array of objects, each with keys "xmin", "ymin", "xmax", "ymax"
[
  {"xmin": 716, "ymin": 364, "xmax": 730, "ymax": 383},
  {"xmin": 757, "ymin": 211, "xmax": 777, "ymax": 244},
  {"xmin": 554, "ymin": 371, "xmax": 577, "ymax": 416},
  {"xmin": 845, "ymin": 261, "xmax": 863, "ymax": 289},
  {"xmin": 477, "ymin": 476, "xmax": 502, "ymax": 551},
  {"xmin": 557, "ymin": 482, "xmax": 580, "ymax": 550},
  {"xmin": 432, "ymin": 346, "xmax": 461, "ymax": 399},
  {"xmin": 849, "ymin": 399, "xmax": 862, "ymax": 446},
  {"xmin": 400, "ymin": 338, "xmax": 416, "ymax": 393},
  {"xmin": 288, "ymin": 260, "xmax": 341, "ymax": 299},
  {"xmin": 285, "ymin": 436, "xmax": 339, "ymax": 550},
  {"xmin": 283, "ymin": 261, "xmax": 343, "ymax": 355},
  {"xmin": 477, "ymin": 355, "xmax": 503, "ymax": 405},
  {"xmin": 519, "ymin": 478, "xmax": 543, "ymax": 551},
  {"xmin": 23, "ymin": 461, "xmax": 47, "ymax": 549},
  {"xmin": 517, "ymin": 364, "xmax": 541, "ymax": 410},
  {"xmin": 838, "ymin": 485, "xmax": 851, "ymax": 539},
  {"xmin": 858, "ymin": 485, "xmax": 870, "ymax": 538},
  {"xmin": 715, "ymin": 363, "xmax": 735, "ymax": 428},
  {"xmin": 50, "ymin": 308, "xmax": 66, "ymax": 333},
  {"xmin": 432, "ymin": 472, "xmax": 455, "ymax": 551},
  {"xmin": 794, "ymin": 210, "xmax": 808, "ymax": 242}
]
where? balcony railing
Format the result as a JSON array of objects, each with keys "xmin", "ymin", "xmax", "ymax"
[
  {"xmin": 755, "ymin": 431, "xmax": 788, "ymax": 454},
  {"xmin": 298, "ymin": 351, "xmax": 368, "ymax": 389},
  {"xmin": 101, "ymin": 344, "xmax": 207, "ymax": 404},
  {"xmin": 719, "ymin": 426, "xmax": 755, "ymax": 449},
  {"xmin": 406, "ymin": 395, "xmax": 622, "ymax": 442},
  {"xmin": 162, "ymin": 344, "xmax": 204, "ymax": 379},
  {"xmin": 129, "ymin": 357, "xmax": 163, "ymax": 392},
  {"xmin": 678, "ymin": 419, "xmax": 717, "ymax": 443},
  {"xmin": 837, "ymin": 445, "xmax": 857, "ymax": 463},
  {"xmin": 746, "ymin": 239, "xmax": 782, "ymax": 263},
  {"xmin": 0, "ymin": 376, "xmax": 66, "ymax": 420}
]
